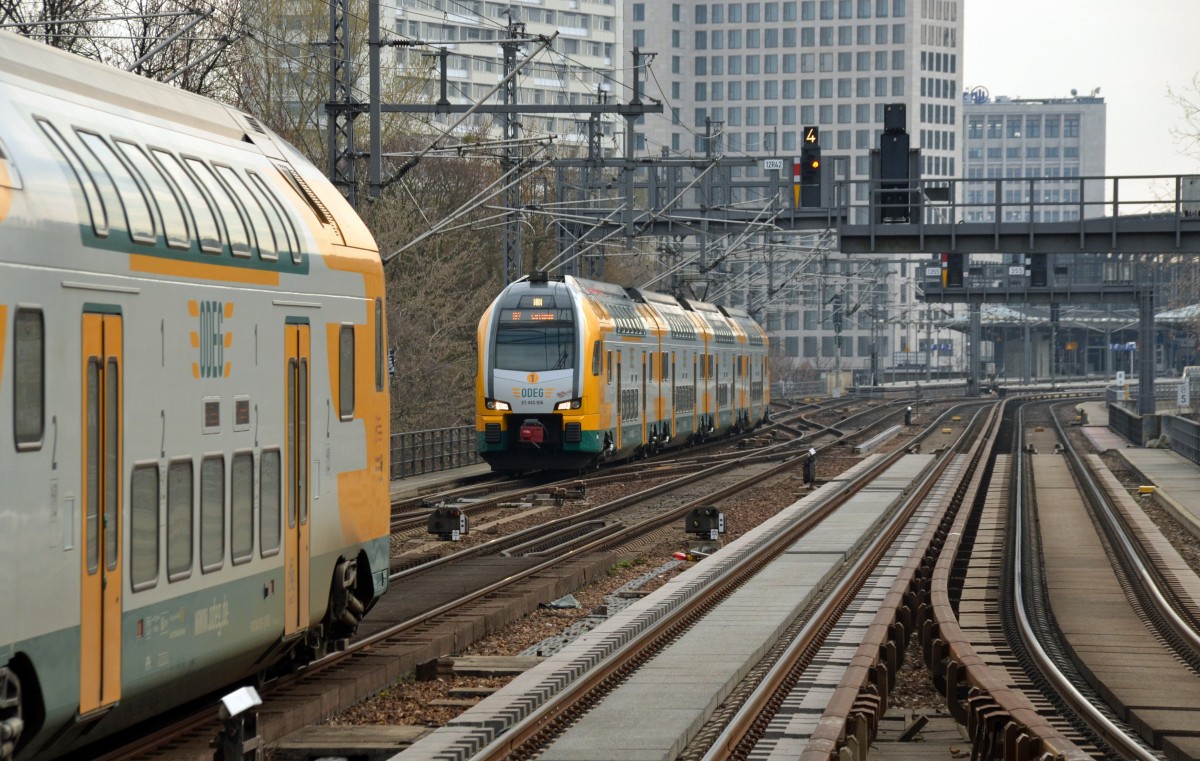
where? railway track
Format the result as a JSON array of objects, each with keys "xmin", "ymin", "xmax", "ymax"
[
  {"xmin": 390, "ymin": 401, "xmax": 994, "ymax": 760},
  {"xmin": 89, "ymin": 398, "xmax": 923, "ymax": 759}
]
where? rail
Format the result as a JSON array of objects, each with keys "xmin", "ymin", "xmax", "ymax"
[{"xmin": 390, "ymin": 425, "xmax": 481, "ymax": 479}]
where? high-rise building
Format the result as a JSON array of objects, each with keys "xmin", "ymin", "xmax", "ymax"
[
  {"xmin": 386, "ymin": 0, "xmax": 625, "ymax": 148},
  {"xmin": 624, "ymin": 0, "xmax": 964, "ymax": 384}
]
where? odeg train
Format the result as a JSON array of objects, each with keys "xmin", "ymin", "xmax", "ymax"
[
  {"xmin": 476, "ymin": 273, "xmax": 770, "ymax": 472},
  {"xmin": 0, "ymin": 31, "xmax": 390, "ymax": 759}
]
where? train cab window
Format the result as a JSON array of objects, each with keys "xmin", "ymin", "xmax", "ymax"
[
  {"xmin": 37, "ymin": 119, "xmax": 108, "ymax": 235},
  {"xmin": 13, "ymin": 308, "xmax": 44, "ymax": 450},
  {"xmin": 185, "ymin": 158, "xmax": 251, "ymax": 258},
  {"xmin": 200, "ymin": 455, "xmax": 225, "ymax": 572},
  {"xmin": 153, "ymin": 150, "xmax": 223, "ymax": 253},
  {"xmin": 167, "ymin": 459, "xmax": 193, "ymax": 580},
  {"xmin": 591, "ymin": 341, "xmax": 601, "ymax": 376},
  {"xmin": 231, "ymin": 452, "xmax": 254, "ymax": 565},
  {"xmin": 339, "ymin": 325, "xmax": 355, "ymax": 420},
  {"xmin": 130, "ymin": 464, "xmax": 159, "ymax": 590},
  {"xmin": 115, "ymin": 140, "xmax": 190, "ymax": 250},
  {"xmin": 215, "ymin": 164, "xmax": 278, "ymax": 261},
  {"xmin": 494, "ymin": 324, "xmax": 575, "ymax": 372},
  {"xmin": 76, "ymin": 131, "xmax": 156, "ymax": 244},
  {"xmin": 261, "ymin": 448, "xmax": 282, "ymax": 557}
]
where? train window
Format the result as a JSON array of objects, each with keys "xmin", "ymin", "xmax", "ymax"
[
  {"xmin": 248, "ymin": 171, "xmax": 301, "ymax": 262},
  {"xmin": 661, "ymin": 352, "xmax": 668, "ymax": 379},
  {"xmin": 105, "ymin": 358, "xmax": 119, "ymax": 574},
  {"xmin": 606, "ymin": 351, "xmax": 612, "ymax": 384},
  {"xmin": 339, "ymin": 324, "xmax": 355, "ymax": 421},
  {"xmin": 0, "ymin": 138, "xmax": 20, "ymax": 189},
  {"xmin": 244, "ymin": 169, "xmax": 296, "ymax": 260},
  {"xmin": 115, "ymin": 140, "xmax": 190, "ymax": 250},
  {"xmin": 185, "ymin": 158, "xmax": 251, "ymax": 258},
  {"xmin": 13, "ymin": 308, "xmax": 44, "ymax": 450},
  {"xmin": 153, "ymin": 150, "xmax": 222, "ymax": 253},
  {"xmin": 591, "ymin": 341, "xmax": 601, "ymax": 376},
  {"xmin": 76, "ymin": 131, "xmax": 156, "ymax": 244},
  {"xmin": 261, "ymin": 448, "xmax": 282, "ymax": 557},
  {"xmin": 494, "ymin": 325, "xmax": 574, "ymax": 372},
  {"xmin": 167, "ymin": 459, "xmax": 193, "ymax": 580},
  {"xmin": 375, "ymin": 299, "xmax": 385, "ymax": 392},
  {"xmin": 130, "ymin": 464, "xmax": 159, "ymax": 591},
  {"xmin": 215, "ymin": 164, "xmax": 278, "ymax": 261},
  {"xmin": 37, "ymin": 119, "xmax": 108, "ymax": 236},
  {"xmin": 231, "ymin": 451, "xmax": 254, "ymax": 565},
  {"xmin": 200, "ymin": 455, "xmax": 225, "ymax": 572}
]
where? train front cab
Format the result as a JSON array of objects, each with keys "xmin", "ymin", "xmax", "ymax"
[{"xmin": 476, "ymin": 278, "xmax": 603, "ymax": 472}]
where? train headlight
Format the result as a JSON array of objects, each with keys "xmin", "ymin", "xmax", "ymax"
[
  {"xmin": 486, "ymin": 399, "xmax": 511, "ymax": 411},
  {"xmin": 555, "ymin": 399, "xmax": 582, "ymax": 411}
]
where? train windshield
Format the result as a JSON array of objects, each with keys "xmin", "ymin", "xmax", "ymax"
[{"xmin": 495, "ymin": 325, "xmax": 576, "ymax": 371}]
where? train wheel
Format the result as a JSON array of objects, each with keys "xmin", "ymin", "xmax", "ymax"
[
  {"xmin": 0, "ymin": 666, "xmax": 23, "ymax": 761},
  {"xmin": 326, "ymin": 558, "xmax": 366, "ymax": 643}
]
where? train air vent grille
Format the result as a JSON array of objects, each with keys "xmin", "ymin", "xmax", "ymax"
[
  {"xmin": 485, "ymin": 423, "xmax": 502, "ymax": 443},
  {"xmin": 564, "ymin": 423, "xmax": 582, "ymax": 443},
  {"xmin": 280, "ymin": 165, "xmax": 343, "ymax": 241}
]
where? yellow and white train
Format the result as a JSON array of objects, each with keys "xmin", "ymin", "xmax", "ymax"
[
  {"xmin": 0, "ymin": 31, "xmax": 389, "ymax": 759},
  {"xmin": 476, "ymin": 273, "xmax": 769, "ymax": 472}
]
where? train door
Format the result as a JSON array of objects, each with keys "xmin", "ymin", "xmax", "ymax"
[
  {"xmin": 284, "ymin": 322, "xmax": 311, "ymax": 635},
  {"xmin": 615, "ymin": 351, "xmax": 622, "ymax": 450},
  {"xmin": 640, "ymin": 351, "xmax": 647, "ymax": 446},
  {"xmin": 80, "ymin": 311, "xmax": 122, "ymax": 716},
  {"xmin": 670, "ymin": 352, "xmax": 677, "ymax": 437}
]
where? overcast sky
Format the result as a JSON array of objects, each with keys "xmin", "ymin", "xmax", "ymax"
[{"xmin": 964, "ymin": 0, "xmax": 1199, "ymax": 179}]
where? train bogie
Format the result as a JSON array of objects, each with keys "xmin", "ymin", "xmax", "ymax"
[
  {"xmin": 0, "ymin": 32, "xmax": 389, "ymax": 759},
  {"xmin": 476, "ymin": 273, "xmax": 769, "ymax": 472}
]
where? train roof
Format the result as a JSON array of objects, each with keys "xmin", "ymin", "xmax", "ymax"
[
  {"xmin": 0, "ymin": 31, "xmax": 241, "ymax": 141},
  {"xmin": 0, "ymin": 30, "xmax": 376, "ymax": 254}
]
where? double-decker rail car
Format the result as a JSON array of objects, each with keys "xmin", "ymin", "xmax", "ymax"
[
  {"xmin": 476, "ymin": 273, "xmax": 769, "ymax": 472},
  {"xmin": 0, "ymin": 31, "xmax": 390, "ymax": 759}
]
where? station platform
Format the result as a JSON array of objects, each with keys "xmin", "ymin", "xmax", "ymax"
[
  {"xmin": 389, "ymin": 463, "xmax": 494, "ymax": 502},
  {"xmin": 1075, "ymin": 400, "xmax": 1200, "ymax": 541}
]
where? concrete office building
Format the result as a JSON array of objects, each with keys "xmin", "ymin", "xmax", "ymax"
[
  {"xmin": 959, "ymin": 92, "xmax": 1118, "ymax": 381},
  {"xmin": 387, "ymin": 0, "xmax": 625, "ymax": 148},
  {"xmin": 961, "ymin": 92, "xmax": 1107, "ymax": 223},
  {"xmin": 625, "ymin": 0, "xmax": 964, "ymax": 384}
]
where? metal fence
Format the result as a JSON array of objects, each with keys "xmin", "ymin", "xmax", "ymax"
[
  {"xmin": 1162, "ymin": 415, "xmax": 1200, "ymax": 465},
  {"xmin": 390, "ymin": 425, "xmax": 481, "ymax": 479},
  {"xmin": 1107, "ymin": 403, "xmax": 1148, "ymax": 446}
]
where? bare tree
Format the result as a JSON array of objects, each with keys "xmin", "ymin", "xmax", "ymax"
[
  {"xmin": 365, "ymin": 152, "xmax": 507, "ymax": 432},
  {"xmin": 0, "ymin": 0, "xmax": 106, "ymax": 55}
]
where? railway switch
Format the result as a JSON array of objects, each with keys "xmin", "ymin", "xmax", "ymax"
[{"xmin": 429, "ymin": 506, "xmax": 469, "ymax": 541}]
